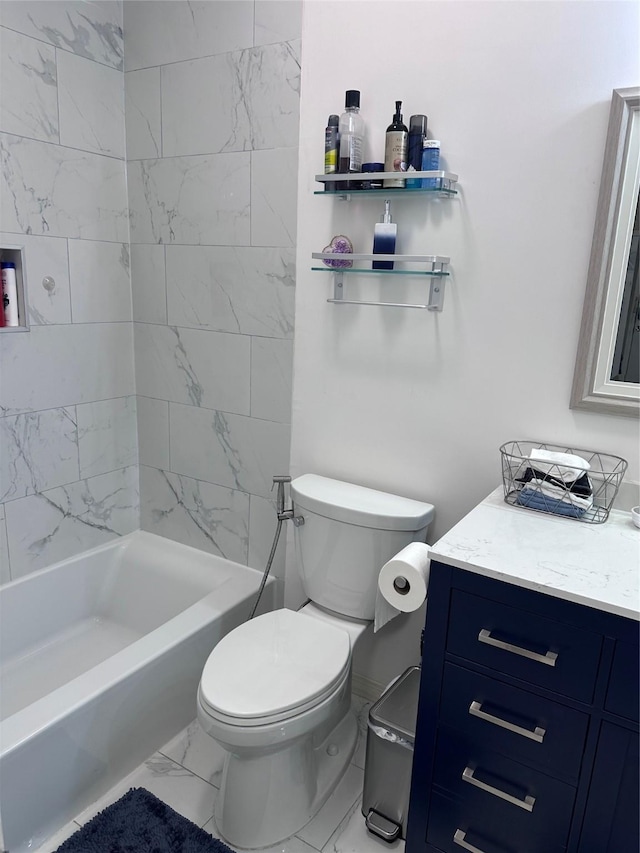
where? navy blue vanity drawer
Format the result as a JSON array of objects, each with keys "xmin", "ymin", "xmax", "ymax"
[
  {"xmin": 427, "ymin": 791, "xmax": 567, "ymax": 853},
  {"xmin": 440, "ymin": 663, "xmax": 589, "ymax": 779},
  {"xmin": 447, "ymin": 590, "xmax": 603, "ymax": 702},
  {"xmin": 605, "ymin": 639, "xmax": 640, "ymax": 722},
  {"xmin": 431, "ymin": 727, "xmax": 576, "ymax": 848}
]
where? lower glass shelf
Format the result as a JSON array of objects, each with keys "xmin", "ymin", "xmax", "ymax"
[{"xmin": 311, "ymin": 266, "xmax": 449, "ymax": 276}]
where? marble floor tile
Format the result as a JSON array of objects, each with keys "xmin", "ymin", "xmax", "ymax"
[
  {"xmin": 322, "ymin": 798, "xmax": 406, "ymax": 853},
  {"xmin": 73, "ymin": 752, "xmax": 217, "ymax": 830},
  {"xmin": 204, "ymin": 816, "xmax": 319, "ymax": 853},
  {"xmin": 159, "ymin": 718, "xmax": 226, "ymax": 788},
  {"xmin": 35, "ymin": 693, "xmax": 387, "ymax": 853}
]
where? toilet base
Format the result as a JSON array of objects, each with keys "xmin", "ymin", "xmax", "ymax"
[{"xmin": 215, "ymin": 708, "xmax": 358, "ymax": 849}]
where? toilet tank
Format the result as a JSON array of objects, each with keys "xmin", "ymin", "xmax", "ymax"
[{"xmin": 290, "ymin": 475, "xmax": 435, "ymax": 621}]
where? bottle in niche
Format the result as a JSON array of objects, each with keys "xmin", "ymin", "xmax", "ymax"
[
  {"xmin": 406, "ymin": 114, "xmax": 427, "ymax": 188},
  {"xmin": 324, "ymin": 114, "xmax": 339, "ymax": 191},
  {"xmin": 1, "ymin": 261, "xmax": 19, "ymax": 326},
  {"xmin": 383, "ymin": 100, "xmax": 408, "ymax": 188},
  {"xmin": 337, "ymin": 90, "xmax": 364, "ymax": 191}
]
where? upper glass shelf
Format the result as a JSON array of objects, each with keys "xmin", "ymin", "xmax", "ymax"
[{"xmin": 314, "ymin": 170, "xmax": 458, "ymax": 199}]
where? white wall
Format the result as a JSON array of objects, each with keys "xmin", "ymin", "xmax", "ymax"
[{"xmin": 291, "ymin": 0, "xmax": 640, "ymax": 688}]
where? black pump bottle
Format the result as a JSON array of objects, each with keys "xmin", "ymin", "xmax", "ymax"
[{"xmin": 383, "ymin": 100, "xmax": 408, "ymax": 188}]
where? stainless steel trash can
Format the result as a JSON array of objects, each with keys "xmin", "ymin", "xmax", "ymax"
[{"xmin": 362, "ymin": 665, "xmax": 421, "ymax": 842}]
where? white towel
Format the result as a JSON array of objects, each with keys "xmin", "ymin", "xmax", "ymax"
[{"xmin": 528, "ymin": 448, "xmax": 591, "ymax": 484}]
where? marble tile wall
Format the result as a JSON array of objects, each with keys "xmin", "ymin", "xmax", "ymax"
[
  {"xmin": 0, "ymin": 1, "xmax": 138, "ymax": 581},
  {"xmin": 126, "ymin": 0, "xmax": 300, "ymax": 586}
]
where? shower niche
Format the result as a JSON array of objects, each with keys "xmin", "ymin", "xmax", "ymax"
[{"xmin": 0, "ymin": 244, "xmax": 29, "ymax": 331}]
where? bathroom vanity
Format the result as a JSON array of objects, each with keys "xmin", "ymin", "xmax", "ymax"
[{"xmin": 406, "ymin": 487, "xmax": 639, "ymax": 853}]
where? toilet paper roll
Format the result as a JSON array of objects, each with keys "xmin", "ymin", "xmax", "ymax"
[{"xmin": 374, "ymin": 542, "xmax": 431, "ymax": 632}]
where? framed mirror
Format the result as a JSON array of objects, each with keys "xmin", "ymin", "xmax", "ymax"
[{"xmin": 571, "ymin": 86, "xmax": 639, "ymax": 417}]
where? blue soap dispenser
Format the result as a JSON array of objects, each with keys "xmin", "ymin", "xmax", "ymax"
[{"xmin": 372, "ymin": 199, "xmax": 397, "ymax": 270}]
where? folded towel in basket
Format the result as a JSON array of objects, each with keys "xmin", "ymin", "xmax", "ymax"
[
  {"xmin": 528, "ymin": 448, "xmax": 591, "ymax": 484},
  {"xmin": 516, "ymin": 488, "xmax": 589, "ymax": 518},
  {"xmin": 516, "ymin": 467, "xmax": 593, "ymax": 500},
  {"xmin": 526, "ymin": 479, "xmax": 594, "ymax": 510}
]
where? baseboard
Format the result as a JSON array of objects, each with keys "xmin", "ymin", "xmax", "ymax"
[{"xmin": 352, "ymin": 673, "xmax": 386, "ymax": 703}]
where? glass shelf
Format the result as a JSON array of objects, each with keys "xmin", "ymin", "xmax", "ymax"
[
  {"xmin": 311, "ymin": 252, "xmax": 451, "ymax": 311},
  {"xmin": 311, "ymin": 266, "xmax": 449, "ymax": 276},
  {"xmin": 314, "ymin": 170, "xmax": 458, "ymax": 200}
]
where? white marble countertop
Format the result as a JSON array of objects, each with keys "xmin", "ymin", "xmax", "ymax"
[{"xmin": 430, "ymin": 487, "xmax": 640, "ymax": 621}]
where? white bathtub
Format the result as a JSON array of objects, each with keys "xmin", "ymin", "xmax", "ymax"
[{"xmin": 0, "ymin": 531, "xmax": 275, "ymax": 852}]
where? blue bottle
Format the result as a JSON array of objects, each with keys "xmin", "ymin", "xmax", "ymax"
[{"xmin": 421, "ymin": 140, "xmax": 441, "ymax": 190}]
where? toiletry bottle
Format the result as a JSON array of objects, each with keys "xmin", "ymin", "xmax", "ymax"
[
  {"xmin": 337, "ymin": 90, "xmax": 364, "ymax": 191},
  {"xmin": 421, "ymin": 140, "xmax": 441, "ymax": 189},
  {"xmin": 372, "ymin": 200, "xmax": 397, "ymax": 270},
  {"xmin": 1, "ymin": 261, "xmax": 19, "ymax": 326},
  {"xmin": 383, "ymin": 101, "xmax": 408, "ymax": 188},
  {"xmin": 324, "ymin": 114, "xmax": 339, "ymax": 191},
  {"xmin": 406, "ymin": 114, "xmax": 427, "ymax": 188}
]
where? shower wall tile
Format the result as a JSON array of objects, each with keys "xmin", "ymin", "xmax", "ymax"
[
  {"xmin": 68, "ymin": 239, "xmax": 132, "ymax": 323},
  {"xmin": 134, "ymin": 323, "xmax": 250, "ymax": 414},
  {"xmin": 57, "ymin": 50, "xmax": 125, "ymax": 158},
  {"xmin": 0, "ymin": 322, "xmax": 135, "ymax": 415},
  {"xmin": 136, "ymin": 396, "xmax": 169, "ymax": 470},
  {"xmin": 250, "ymin": 337, "xmax": 293, "ymax": 424},
  {"xmin": 5, "ymin": 464, "xmax": 139, "ymax": 580},
  {"xmin": 139, "ymin": 465, "xmax": 249, "ymax": 563},
  {"xmin": 0, "ymin": 133, "xmax": 129, "ymax": 242},
  {"xmin": 169, "ymin": 403, "xmax": 291, "ymax": 499},
  {"xmin": 0, "ymin": 231, "xmax": 71, "ymax": 325},
  {"xmin": 123, "ymin": 0, "xmax": 253, "ymax": 72},
  {"xmin": 0, "ymin": 408, "xmax": 80, "ymax": 502},
  {"xmin": 0, "ymin": 26, "xmax": 59, "ymax": 143},
  {"xmin": 127, "ymin": 153, "xmax": 250, "ymax": 246},
  {"xmin": 254, "ymin": 0, "xmax": 303, "ymax": 46},
  {"xmin": 77, "ymin": 396, "xmax": 138, "ymax": 479},
  {"xmin": 125, "ymin": 67, "xmax": 161, "ymax": 160},
  {"xmin": 166, "ymin": 245, "xmax": 295, "ymax": 338},
  {"xmin": 161, "ymin": 40, "xmax": 300, "ymax": 157},
  {"xmin": 0, "ymin": 505, "xmax": 9, "ymax": 585},
  {"xmin": 248, "ymin": 493, "xmax": 286, "ymax": 583},
  {"xmin": 0, "ymin": 1, "xmax": 124, "ymax": 70},
  {"xmin": 251, "ymin": 147, "xmax": 298, "ymax": 247},
  {"xmin": 131, "ymin": 244, "xmax": 166, "ymax": 324}
]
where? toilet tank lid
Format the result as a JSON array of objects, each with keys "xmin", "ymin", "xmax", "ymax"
[{"xmin": 290, "ymin": 474, "xmax": 435, "ymax": 531}]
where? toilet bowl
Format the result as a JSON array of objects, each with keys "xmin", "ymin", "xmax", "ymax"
[
  {"xmin": 197, "ymin": 606, "xmax": 365, "ymax": 849},
  {"xmin": 197, "ymin": 474, "xmax": 435, "ymax": 850}
]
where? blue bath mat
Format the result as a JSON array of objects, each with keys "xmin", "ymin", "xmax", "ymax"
[{"xmin": 55, "ymin": 787, "xmax": 236, "ymax": 853}]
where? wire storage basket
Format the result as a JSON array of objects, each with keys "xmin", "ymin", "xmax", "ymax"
[{"xmin": 500, "ymin": 440, "xmax": 628, "ymax": 524}]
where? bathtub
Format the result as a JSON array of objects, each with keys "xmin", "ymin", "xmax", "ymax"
[{"xmin": 0, "ymin": 531, "xmax": 276, "ymax": 852}]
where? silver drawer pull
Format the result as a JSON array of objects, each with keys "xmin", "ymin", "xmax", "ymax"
[
  {"xmin": 453, "ymin": 829, "xmax": 490, "ymax": 853},
  {"xmin": 478, "ymin": 628, "xmax": 558, "ymax": 667},
  {"xmin": 462, "ymin": 766, "xmax": 536, "ymax": 812},
  {"xmin": 469, "ymin": 700, "xmax": 546, "ymax": 743}
]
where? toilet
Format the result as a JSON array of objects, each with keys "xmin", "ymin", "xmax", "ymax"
[{"xmin": 197, "ymin": 474, "xmax": 434, "ymax": 849}]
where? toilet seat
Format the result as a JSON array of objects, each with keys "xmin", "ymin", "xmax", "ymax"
[{"xmin": 199, "ymin": 609, "xmax": 351, "ymax": 726}]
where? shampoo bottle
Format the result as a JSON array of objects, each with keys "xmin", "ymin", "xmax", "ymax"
[
  {"xmin": 383, "ymin": 101, "xmax": 408, "ymax": 188},
  {"xmin": 372, "ymin": 200, "xmax": 397, "ymax": 270}
]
